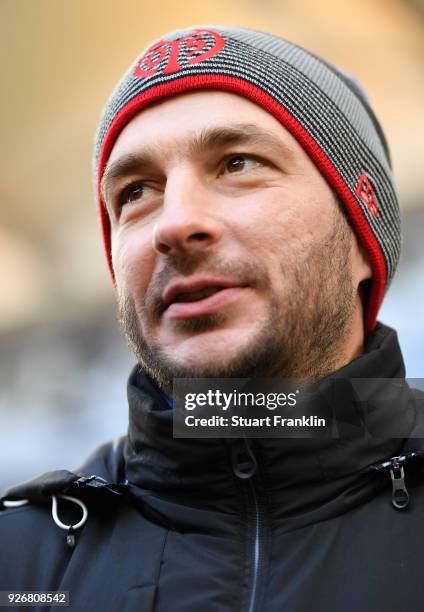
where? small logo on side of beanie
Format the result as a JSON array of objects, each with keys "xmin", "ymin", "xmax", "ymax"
[
  {"xmin": 134, "ymin": 29, "xmax": 225, "ymax": 79},
  {"xmin": 356, "ymin": 174, "xmax": 379, "ymax": 218}
]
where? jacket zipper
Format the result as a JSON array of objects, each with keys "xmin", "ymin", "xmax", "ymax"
[
  {"xmin": 364, "ymin": 451, "xmax": 424, "ymax": 509},
  {"xmin": 247, "ymin": 478, "xmax": 260, "ymax": 612},
  {"xmin": 231, "ymin": 437, "xmax": 266, "ymax": 612}
]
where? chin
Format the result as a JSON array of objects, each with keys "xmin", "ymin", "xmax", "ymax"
[{"xmin": 164, "ymin": 330, "xmax": 249, "ymax": 370}]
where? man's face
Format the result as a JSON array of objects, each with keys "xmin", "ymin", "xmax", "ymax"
[{"xmin": 102, "ymin": 91, "xmax": 367, "ymax": 393}]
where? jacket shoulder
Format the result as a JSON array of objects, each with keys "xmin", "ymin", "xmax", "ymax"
[
  {"xmin": 0, "ymin": 436, "xmax": 128, "ymax": 590},
  {"xmin": 72, "ymin": 435, "xmax": 127, "ymax": 482},
  {"xmin": 0, "ymin": 503, "xmax": 72, "ymax": 590}
]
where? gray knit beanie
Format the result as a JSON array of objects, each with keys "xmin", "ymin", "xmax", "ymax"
[{"xmin": 94, "ymin": 25, "xmax": 401, "ymax": 335}]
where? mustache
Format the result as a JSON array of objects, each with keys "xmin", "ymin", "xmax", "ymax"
[{"xmin": 142, "ymin": 250, "xmax": 270, "ymax": 321}]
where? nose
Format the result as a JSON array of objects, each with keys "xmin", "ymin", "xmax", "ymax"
[{"xmin": 152, "ymin": 169, "xmax": 224, "ymax": 256}]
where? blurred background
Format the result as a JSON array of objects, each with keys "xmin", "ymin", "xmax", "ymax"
[{"xmin": 1, "ymin": 0, "xmax": 423, "ymax": 491}]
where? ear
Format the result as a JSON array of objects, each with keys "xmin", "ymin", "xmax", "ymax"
[
  {"xmin": 353, "ymin": 235, "xmax": 373, "ymax": 285},
  {"xmin": 351, "ymin": 236, "xmax": 373, "ymax": 318}
]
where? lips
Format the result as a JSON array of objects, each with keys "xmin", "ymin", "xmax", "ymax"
[
  {"xmin": 161, "ymin": 277, "xmax": 247, "ymax": 315},
  {"xmin": 172, "ymin": 286, "xmax": 224, "ymax": 303}
]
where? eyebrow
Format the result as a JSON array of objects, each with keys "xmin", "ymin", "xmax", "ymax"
[{"xmin": 100, "ymin": 123, "xmax": 296, "ymax": 205}]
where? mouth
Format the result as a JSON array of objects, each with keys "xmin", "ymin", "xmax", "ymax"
[{"xmin": 162, "ymin": 280, "xmax": 249, "ymax": 320}]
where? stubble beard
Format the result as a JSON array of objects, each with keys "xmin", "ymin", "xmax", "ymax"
[{"xmin": 117, "ymin": 207, "xmax": 356, "ymax": 396}]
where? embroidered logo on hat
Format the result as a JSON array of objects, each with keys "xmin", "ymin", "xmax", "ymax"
[
  {"xmin": 134, "ymin": 29, "xmax": 225, "ymax": 78},
  {"xmin": 356, "ymin": 174, "xmax": 379, "ymax": 218}
]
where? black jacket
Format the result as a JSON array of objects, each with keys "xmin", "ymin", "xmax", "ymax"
[{"xmin": 1, "ymin": 322, "xmax": 424, "ymax": 612}]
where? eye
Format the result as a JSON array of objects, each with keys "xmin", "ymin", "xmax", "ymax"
[
  {"xmin": 223, "ymin": 154, "xmax": 264, "ymax": 174},
  {"xmin": 119, "ymin": 182, "xmax": 147, "ymax": 207}
]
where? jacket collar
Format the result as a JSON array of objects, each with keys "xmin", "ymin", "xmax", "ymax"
[
  {"xmin": 123, "ymin": 322, "xmax": 417, "ymax": 521},
  {"xmin": 2, "ymin": 322, "xmax": 420, "ymax": 534}
]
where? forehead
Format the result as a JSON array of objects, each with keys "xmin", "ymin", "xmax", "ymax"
[{"xmin": 107, "ymin": 90, "xmax": 301, "ymax": 164}]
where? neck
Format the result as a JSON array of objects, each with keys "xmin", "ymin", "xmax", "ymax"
[
  {"xmin": 338, "ymin": 293, "xmax": 367, "ymax": 365},
  {"xmin": 277, "ymin": 294, "xmax": 367, "ymax": 381}
]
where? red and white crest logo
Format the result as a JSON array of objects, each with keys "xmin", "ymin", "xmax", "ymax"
[
  {"xmin": 356, "ymin": 173, "xmax": 379, "ymax": 218},
  {"xmin": 134, "ymin": 29, "xmax": 225, "ymax": 78}
]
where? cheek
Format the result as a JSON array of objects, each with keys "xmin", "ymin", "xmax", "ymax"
[
  {"xmin": 233, "ymin": 188, "xmax": 312, "ymax": 259},
  {"xmin": 230, "ymin": 184, "xmax": 335, "ymax": 286},
  {"xmin": 111, "ymin": 228, "xmax": 155, "ymax": 295}
]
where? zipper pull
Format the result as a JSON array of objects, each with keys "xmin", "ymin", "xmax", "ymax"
[
  {"xmin": 390, "ymin": 457, "xmax": 410, "ymax": 510},
  {"xmin": 232, "ymin": 438, "xmax": 257, "ymax": 479}
]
